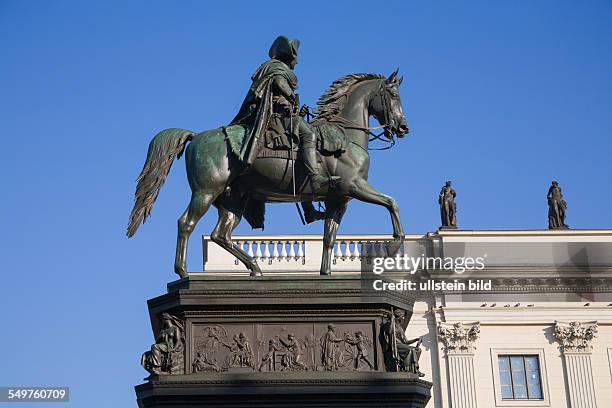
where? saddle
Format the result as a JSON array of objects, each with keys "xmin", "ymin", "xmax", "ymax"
[
  {"xmin": 222, "ymin": 121, "xmax": 347, "ymax": 161},
  {"xmin": 220, "ymin": 122, "xmax": 346, "ymax": 231}
]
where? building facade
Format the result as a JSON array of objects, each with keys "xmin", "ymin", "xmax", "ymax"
[{"xmin": 199, "ymin": 230, "xmax": 612, "ymax": 408}]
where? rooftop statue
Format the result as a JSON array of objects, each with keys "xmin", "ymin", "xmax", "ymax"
[
  {"xmin": 438, "ymin": 180, "xmax": 457, "ymax": 229},
  {"xmin": 127, "ymin": 35, "xmax": 409, "ymax": 277},
  {"xmin": 548, "ymin": 180, "xmax": 569, "ymax": 229}
]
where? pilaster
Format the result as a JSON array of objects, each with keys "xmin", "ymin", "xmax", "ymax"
[
  {"xmin": 438, "ymin": 321, "xmax": 481, "ymax": 408},
  {"xmin": 554, "ymin": 321, "xmax": 598, "ymax": 408}
]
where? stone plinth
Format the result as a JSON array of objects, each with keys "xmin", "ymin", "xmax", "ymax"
[
  {"xmin": 135, "ymin": 274, "xmax": 431, "ymax": 407},
  {"xmin": 135, "ymin": 372, "xmax": 431, "ymax": 408}
]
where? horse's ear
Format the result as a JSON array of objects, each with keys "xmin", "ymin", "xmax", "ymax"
[
  {"xmin": 398, "ymin": 76, "xmax": 403, "ymax": 85},
  {"xmin": 387, "ymin": 68, "xmax": 399, "ymax": 83}
]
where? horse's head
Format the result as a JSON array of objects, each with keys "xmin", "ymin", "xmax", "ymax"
[{"xmin": 370, "ymin": 69, "xmax": 409, "ymax": 139}]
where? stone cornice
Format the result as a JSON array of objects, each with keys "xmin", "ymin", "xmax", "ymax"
[
  {"xmin": 422, "ymin": 277, "xmax": 612, "ymax": 294},
  {"xmin": 431, "ymin": 229, "xmax": 612, "ymax": 237},
  {"xmin": 144, "ymin": 376, "xmax": 433, "ymax": 387}
]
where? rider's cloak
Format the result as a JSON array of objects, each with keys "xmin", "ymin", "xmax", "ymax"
[{"xmin": 230, "ymin": 58, "xmax": 298, "ymax": 165}]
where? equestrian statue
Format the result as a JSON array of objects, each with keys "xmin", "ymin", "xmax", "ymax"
[{"xmin": 127, "ymin": 35, "xmax": 410, "ymax": 277}]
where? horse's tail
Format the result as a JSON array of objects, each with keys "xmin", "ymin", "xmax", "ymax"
[{"xmin": 127, "ymin": 128, "xmax": 194, "ymax": 237}]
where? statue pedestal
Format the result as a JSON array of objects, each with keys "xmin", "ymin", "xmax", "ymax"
[{"xmin": 135, "ymin": 274, "xmax": 431, "ymax": 407}]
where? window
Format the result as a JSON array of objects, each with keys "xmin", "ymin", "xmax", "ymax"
[
  {"xmin": 491, "ymin": 348, "xmax": 549, "ymax": 407},
  {"xmin": 498, "ymin": 355, "xmax": 543, "ymax": 400}
]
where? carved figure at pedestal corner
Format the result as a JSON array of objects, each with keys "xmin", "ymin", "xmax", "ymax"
[
  {"xmin": 320, "ymin": 324, "xmax": 345, "ymax": 371},
  {"xmin": 380, "ymin": 309, "xmax": 425, "ymax": 376},
  {"xmin": 343, "ymin": 331, "xmax": 375, "ymax": 370},
  {"xmin": 438, "ymin": 180, "xmax": 457, "ymax": 229},
  {"xmin": 547, "ymin": 181, "xmax": 569, "ymax": 229},
  {"xmin": 141, "ymin": 313, "xmax": 185, "ymax": 377}
]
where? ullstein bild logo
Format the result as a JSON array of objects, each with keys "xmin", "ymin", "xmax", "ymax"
[
  {"xmin": 372, "ymin": 278, "xmax": 492, "ymax": 292},
  {"xmin": 371, "ymin": 254, "xmax": 486, "ymax": 275}
]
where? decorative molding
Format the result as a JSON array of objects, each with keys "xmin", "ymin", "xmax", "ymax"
[
  {"xmin": 151, "ymin": 287, "xmax": 416, "ymax": 308},
  {"xmin": 147, "ymin": 376, "xmax": 433, "ymax": 387},
  {"xmin": 182, "ymin": 308, "xmax": 389, "ymax": 318},
  {"xmin": 421, "ymin": 277, "xmax": 612, "ymax": 294},
  {"xmin": 183, "ymin": 289, "xmax": 365, "ymax": 295},
  {"xmin": 189, "ymin": 322, "xmax": 378, "ymax": 374},
  {"xmin": 438, "ymin": 322, "xmax": 481, "ymax": 407},
  {"xmin": 553, "ymin": 321, "xmax": 598, "ymax": 353},
  {"xmin": 490, "ymin": 277, "xmax": 612, "ymax": 293},
  {"xmin": 438, "ymin": 321, "xmax": 480, "ymax": 354}
]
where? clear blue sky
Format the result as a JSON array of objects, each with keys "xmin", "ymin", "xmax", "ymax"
[{"xmin": 1, "ymin": 1, "xmax": 611, "ymax": 406}]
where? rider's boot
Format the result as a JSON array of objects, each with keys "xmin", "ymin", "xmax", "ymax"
[
  {"xmin": 302, "ymin": 131, "xmax": 340, "ymax": 190},
  {"xmin": 301, "ymin": 201, "xmax": 325, "ymax": 224}
]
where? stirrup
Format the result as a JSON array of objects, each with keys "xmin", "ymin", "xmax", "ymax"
[{"xmin": 303, "ymin": 206, "xmax": 325, "ymax": 224}]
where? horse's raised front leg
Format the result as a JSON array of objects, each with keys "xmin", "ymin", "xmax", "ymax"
[
  {"xmin": 320, "ymin": 200, "xmax": 349, "ymax": 276},
  {"xmin": 211, "ymin": 197, "xmax": 262, "ymax": 277},
  {"xmin": 348, "ymin": 178, "xmax": 405, "ymax": 240}
]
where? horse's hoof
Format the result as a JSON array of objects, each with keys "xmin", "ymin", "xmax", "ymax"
[
  {"xmin": 174, "ymin": 265, "xmax": 188, "ymax": 278},
  {"xmin": 250, "ymin": 270, "xmax": 263, "ymax": 277},
  {"xmin": 385, "ymin": 241, "xmax": 404, "ymax": 256},
  {"xmin": 320, "ymin": 270, "xmax": 331, "ymax": 276}
]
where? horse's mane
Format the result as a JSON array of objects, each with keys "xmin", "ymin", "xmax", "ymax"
[{"xmin": 313, "ymin": 73, "xmax": 385, "ymax": 123}]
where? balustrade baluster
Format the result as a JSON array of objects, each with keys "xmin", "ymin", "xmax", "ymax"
[
  {"xmin": 280, "ymin": 241, "xmax": 288, "ymax": 261},
  {"xmin": 351, "ymin": 241, "xmax": 360, "ymax": 260},
  {"xmin": 297, "ymin": 241, "xmax": 304, "ymax": 261},
  {"xmin": 342, "ymin": 241, "xmax": 351, "ymax": 260},
  {"xmin": 288, "ymin": 241, "xmax": 295, "ymax": 260},
  {"xmin": 334, "ymin": 242, "xmax": 341, "ymax": 259},
  {"xmin": 272, "ymin": 240, "xmax": 280, "ymax": 260},
  {"xmin": 263, "ymin": 241, "xmax": 271, "ymax": 260}
]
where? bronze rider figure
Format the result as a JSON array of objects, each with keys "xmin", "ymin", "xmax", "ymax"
[{"xmin": 231, "ymin": 36, "xmax": 339, "ymax": 223}]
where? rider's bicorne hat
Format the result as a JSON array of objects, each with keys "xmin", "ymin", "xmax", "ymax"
[{"xmin": 268, "ymin": 35, "xmax": 300, "ymax": 62}]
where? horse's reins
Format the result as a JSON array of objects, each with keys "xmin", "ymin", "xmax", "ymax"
[
  {"xmin": 296, "ymin": 80, "xmax": 395, "ymax": 222},
  {"xmin": 327, "ymin": 116, "xmax": 396, "ymax": 151},
  {"xmin": 322, "ymin": 80, "xmax": 397, "ymax": 151}
]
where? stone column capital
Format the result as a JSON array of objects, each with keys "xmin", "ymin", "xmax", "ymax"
[
  {"xmin": 438, "ymin": 321, "xmax": 480, "ymax": 354},
  {"xmin": 554, "ymin": 321, "xmax": 598, "ymax": 354}
]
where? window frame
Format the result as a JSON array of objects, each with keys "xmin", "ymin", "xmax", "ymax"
[
  {"xmin": 490, "ymin": 348, "xmax": 550, "ymax": 407},
  {"xmin": 608, "ymin": 348, "xmax": 612, "ymax": 382}
]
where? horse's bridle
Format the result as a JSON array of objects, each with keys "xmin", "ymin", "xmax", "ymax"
[{"xmin": 326, "ymin": 79, "xmax": 396, "ymax": 151}]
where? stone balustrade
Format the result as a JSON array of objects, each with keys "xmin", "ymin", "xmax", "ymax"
[
  {"xmin": 201, "ymin": 234, "xmax": 420, "ymax": 273},
  {"xmin": 199, "ymin": 230, "xmax": 612, "ymax": 274}
]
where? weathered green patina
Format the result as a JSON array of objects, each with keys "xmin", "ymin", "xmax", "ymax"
[
  {"xmin": 127, "ymin": 37, "xmax": 409, "ymax": 278},
  {"xmin": 231, "ymin": 57, "xmax": 297, "ymax": 164}
]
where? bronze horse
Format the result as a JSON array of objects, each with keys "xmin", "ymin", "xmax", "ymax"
[{"xmin": 127, "ymin": 70, "xmax": 409, "ymax": 277}]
